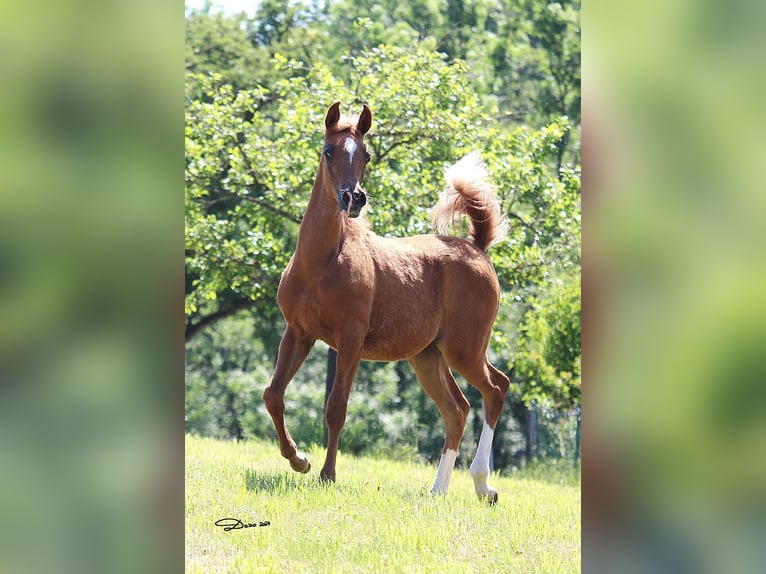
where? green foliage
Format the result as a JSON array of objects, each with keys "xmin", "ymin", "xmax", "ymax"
[
  {"xmin": 185, "ymin": 0, "xmax": 581, "ymax": 147},
  {"xmin": 354, "ymin": 46, "xmax": 486, "ymax": 236},
  {"xmin": 185, "ymin": 9, "xmax": 267, "ymax": 98},
  {"xmin": 511, "ymin": 275, "xmax": 581, "ymax": 408},
  {"xmin": 185, "ymin": 316, "xmax": 273, "ymax": 440},
  {"xmin": 485, "ymin": 119, "xmax": 581, "ymax": 293}
]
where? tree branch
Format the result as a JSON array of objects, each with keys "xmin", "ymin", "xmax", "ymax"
[
  {"xmin": 195, "ymin": 188, "xmax": 302, "ymax": 224},
  {"xmin": 185, "ymin": 299, "xmax": 256, "ymax": 342},
  {"xmin": 240, "ymin": 191, "xmax": 303, "ymax": 224},
  {"xmin": 376, "ymin": 138, "xmax": 417, "ymax": 163},
  {"xmin": 230, "ymin": 135, "xmax": 304, "ymax": 224},
  {"xmin": 508, "ymin": 211, "xmax": 536, "ymax": 231}
]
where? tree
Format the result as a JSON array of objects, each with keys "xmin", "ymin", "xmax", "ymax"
[
  {"xmin": 185, "ymin": 46, "xmax": 491, "ymax": 339},
  {"xmin": 511, "ymin": 275, "xmax": 581, "ymax": 409},
  {"xmin": 184, "ymin": 3, "xmax": 581, "ymax": 467},
  {"xmin": 185, "ymin": 8, "xmax": 266, "ymax": 98},
  {"xmin": 487, "ymin": 0, "xmax": 581, "ymax": 166}
]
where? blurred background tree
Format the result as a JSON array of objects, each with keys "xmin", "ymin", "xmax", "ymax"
[{"xmin": 185, "ymin": 0, "xmax": 580, "ymax": 470}]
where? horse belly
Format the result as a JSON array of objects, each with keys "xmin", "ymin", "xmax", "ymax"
[{"xmin": 361, "ymin": 300, "xmax": 440, "ymax": 361}]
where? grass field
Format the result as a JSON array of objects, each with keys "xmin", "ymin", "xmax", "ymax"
[{"xmin": 186, "ymin": 435, "xmax": 580, "ymax": 573}]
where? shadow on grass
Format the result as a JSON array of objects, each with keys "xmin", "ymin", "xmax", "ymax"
[
  {"xmin": 244, "ymin": 469, "xmax": 303, "ymax": 493},
  {"xmin": 242, "ymin": 469, "xmax": 357, "ymax": 493},
  {"xmin": 243, "ymin": 468, "xmax": 431, "ymax": 500}
]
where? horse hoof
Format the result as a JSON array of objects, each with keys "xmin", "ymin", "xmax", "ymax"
[
  {"xmin": 319, "ymin": 470, "xmax": 336, "ymax": 483},
  {"xmin": 290, "ymin": 453, "xmax": 311, "ymax": 473},
  {"xmin": 478, "ymin": 489, "xmax": 498, "ymax": 505}
]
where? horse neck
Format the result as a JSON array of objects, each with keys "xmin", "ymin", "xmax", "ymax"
[{"xmin": 293, "ymin": 167, "xmax": 346, "ymax": 270}]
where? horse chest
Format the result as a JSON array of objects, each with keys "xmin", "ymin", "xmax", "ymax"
[{"xmin": 278, "ymin": 259, "xmax": 372, "ymax": 342}]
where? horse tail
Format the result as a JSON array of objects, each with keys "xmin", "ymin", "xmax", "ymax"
[{"xmin": 431, "ymin": 152, "xmax": 508, "ymax": 252}]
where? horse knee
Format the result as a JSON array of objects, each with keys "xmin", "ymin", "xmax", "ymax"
[{"xmin": 262, "ymin": 386, "xmax": 283, "ymax": 416}]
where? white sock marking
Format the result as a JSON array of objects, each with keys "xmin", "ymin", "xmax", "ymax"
[
  {"xmin": 431, "ymin": 448, "xmax": 457, "ymax": 495},
  {"xmin": 470, "ymin": 421, "xmax": 495, "ymax": 496}
]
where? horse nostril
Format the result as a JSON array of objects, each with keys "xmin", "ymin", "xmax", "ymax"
[{"xmin": 353, "ymin": 192, "xmax": 366, "ymax": 207}]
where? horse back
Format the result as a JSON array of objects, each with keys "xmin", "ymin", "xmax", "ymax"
[{"xmin": 362, "ymin": 234, "xmax": 500, "ymax": 360}]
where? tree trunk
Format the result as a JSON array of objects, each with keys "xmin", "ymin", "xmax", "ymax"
[{"xmin": 528, "ymin": 403, "xmax": 539, "ymax": 459}]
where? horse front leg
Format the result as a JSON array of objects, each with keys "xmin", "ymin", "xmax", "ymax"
[
  {"xmin": 263, "ymin": 325, "xmax": 315, "ymax": 473},
  {"xmin": 319, "ymin": 331, "xmax": 364, "ymax": 482}
]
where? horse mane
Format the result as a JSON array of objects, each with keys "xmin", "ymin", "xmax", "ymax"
[{"xmin": 431, "ymin": 152, "xmax": 508, "ymax": 252}]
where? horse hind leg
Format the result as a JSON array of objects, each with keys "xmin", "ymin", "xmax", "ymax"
[
  {"xmin": 446, "ymin": 354, "xmax": 509, "ymax": 504},
  {"xmin": 263, "ymin": 326, "xmax": 315, "ymax": 473},
  {"xmin": 409, "ymin": 345, "xmax": 470, "ymax": 495}
]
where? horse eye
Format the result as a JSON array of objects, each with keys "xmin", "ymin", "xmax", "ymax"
[
  {"xmin": 364, "ymin": 152, "xmax": 371, "ymax": 163},
  {"xmin": 323, "ymin": 145, "xmax": 333, "ymax": 160}
]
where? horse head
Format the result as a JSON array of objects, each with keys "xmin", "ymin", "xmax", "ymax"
[{"xmin": 322, "ymin": 101, "xmax": 372, "ymax": 218}]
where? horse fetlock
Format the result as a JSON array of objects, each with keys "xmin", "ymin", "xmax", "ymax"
[{"xmin": 471, "ymin": 469, "xmax": 498, "ymax": 505}]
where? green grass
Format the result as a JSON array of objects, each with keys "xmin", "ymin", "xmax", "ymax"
[{"xmin": 186, "ymin": 435, "xmax": 580, "ymax": 573}]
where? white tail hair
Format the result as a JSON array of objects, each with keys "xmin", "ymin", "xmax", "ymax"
[{"xmin": 431, "ymin": 152, "xmax": 508, "ymax": 251}]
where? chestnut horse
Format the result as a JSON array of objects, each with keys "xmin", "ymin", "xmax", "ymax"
[{"xmin": 263, "ymin": 102, "xmax": 510, "ymax": 502}]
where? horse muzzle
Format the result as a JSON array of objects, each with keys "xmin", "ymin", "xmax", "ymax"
[{"xmin": 338, "ymin": 185, "xmax": 367, "ymax": 218}]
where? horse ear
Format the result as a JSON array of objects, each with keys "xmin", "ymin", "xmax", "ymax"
[
  {"xmin": 357, "ymin": 104, "xmax": 372, "ymax": 136},
  {"xmin": 325, "ymin": 101, "xmax": 341, "ymax": 130}
]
